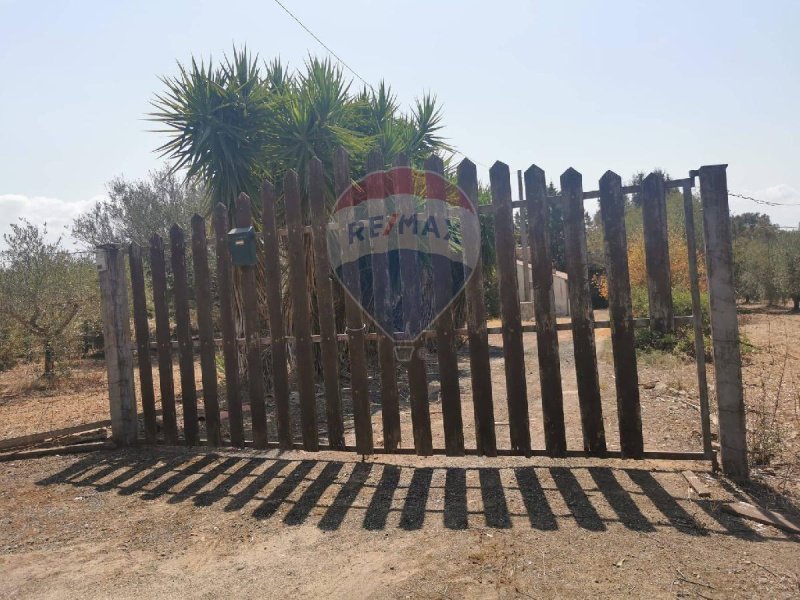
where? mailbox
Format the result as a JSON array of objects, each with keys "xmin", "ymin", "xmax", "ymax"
[{"xmin": 227, "ymin": 226, "xmax": 257, "ymax": 266}]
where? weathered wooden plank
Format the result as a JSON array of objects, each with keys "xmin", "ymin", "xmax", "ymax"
[
  {"xmin": 128, "ymin": 242, "xmax": 158, "ymax": 443},
  {"xmin": 681, "ymin": 470, "xmax": 711, "ymax": 498},
  {"xmin": 641, "ymin": 172, "xmax": 674, "ymax": 333},
  {"xmin": 524, "ymin": 165, "xmax": 566, "ymax": 457},
  {"xmin": 97, "ymin": 244, "xmax": 137, "ymax": 445},
  {"xmin": 517, "ymin": 169, "xmax": 531, "ymax": 303},
  {"xmin": 365, "ymin": 149, "xmax": 402, "ymax": 452},
  {"xmin": 699, "ymin": 164, "xmax": 747, "ymax": 479},
  {"xmin": 599, "ymin": 171, "xmax": 643, "ymax": 458},
  {"xmin": 149, "ymin": 234, "xmax": 178, "ymax": 444},
  {"xmin": 561, "ymin": 168, "xmax": 606, "ymax": 456},
  {"xmin": 721, "ymin": 502, "xmax": 800, "ymax": 534},
  {"xmin": 234, "ymin": 193, "xmax": 268, "ymax": 449},
  {"xmin": 457, "ymin": 159, "xmax": 496, "ymax": 456},
  {"xmin": 393, "ymin": 153, "xmax": 430, "ymax": 455},
  {"xmin": 309, "ymin": 158, "xmax": 345, "ymax": 450},
  {"xmin": 212, "ymin": 203, "xmax": 244, "ymax": 446},
  {"xmin": 682, "ymin": 180, "xmax": 716, "ymax": 471},
  {"xmin": 260, "ymin": 181, "xmax": 292, "ymax": 449},
  {"xmin": 190, "ymin": 215, "xmax": 222, "ymax": 447},
  {"xmin": 169, "ymin": 225, "xmax": 199, "ymax": 446},
  {"xmin": 490, "ymin": 161, "xmax": 531, "ymax": 455},
  {"xmin": 333, "ymin": 147, "xmax": 373, "ymax": 455},
  {"xmin": 284, "ymin": 170, "xmax": 319, "ymax": 451},
  {"xmin": 424, "ymin": 155, "xmax": 464, "ymax": 456}
]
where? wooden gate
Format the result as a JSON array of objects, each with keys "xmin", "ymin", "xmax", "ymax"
[{"xmin": 97, "ymin": 152, "xmax": 748, "ymax": 477}]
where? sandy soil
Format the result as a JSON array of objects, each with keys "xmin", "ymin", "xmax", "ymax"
[
  {"xmin": 1, "ymin": 309, "xmax": 798, "ymax": 598},
  {"xmin": 0, "ymin": 448, "xmax": 797, "ymax": 599}
]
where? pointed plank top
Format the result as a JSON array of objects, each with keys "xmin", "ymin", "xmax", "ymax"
[
  {"xmin": 490, "ymin": 160, "xmax": 509, "ymax": 176},
  {"xmin": 456, "ymin": 157, "xmax": 475, "ymax": 177},
  {"xmin": 524, "ymin": 164, "xmax": 544, "ymax": 179},
  {"xmin": 424, "ymin": 154, "xmax": 444, "ymax": 173},
  {"xmin": 599, "ymin": 170, "xmax": 622, "ymax": 188},
  {"xmin": 560, "ymin": 167, "xmax": 581, "ymax": 185}
]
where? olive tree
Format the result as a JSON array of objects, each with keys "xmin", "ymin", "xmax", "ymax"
[{"xmin": 0, "ymin": 221, "xmax": 98, "ymax": 376}]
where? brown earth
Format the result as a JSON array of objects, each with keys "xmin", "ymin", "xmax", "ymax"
[{"xmin": 0, "ymin": 308, "xmax": 798, "ymax": 598}]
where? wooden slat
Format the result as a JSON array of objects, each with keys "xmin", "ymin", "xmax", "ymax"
[
  {"xmin": 641, "ymin": 172, "xmax": 674, "ymax": 333},
  {"xmin": 599, "ymin": 171, "xmax": 643, "ymax": 458},
  {"xmin": 261, "ymin": 181, "xmax": 292, "ymax": 449},
  {"xmin": 457, "ymin": 159, "xmax": 496, "ymax": 456},
  {"xmin": 392, "ymin": 153, "xmax": 429, "ymax": 455},
  {"xmin": 525, "ymin": 165, "xmax": 566, "ymax": 457},
  {"xmin": 309, "ymin": 159, "xmax": 345, "ymax": 450},
  {"xmin": 234, "ymin": 193, "xmax": 268, "ymax": 449},
  {"xmin": 149, "ymin": 234, "xmax": 178, "ymax": 444},
  {"xmin": 169, "ymin": 225, "xmax": 199, "ymax": 446},
  {"xmin": 682, "ymin": 181, "xmax": 715, "ymax": 469},
  {"xmin": 333, "ymin": 147, "xmax": 373, "ymax": 454},
  {"xmin": 212, "ymin": 203, "xmax": 244, "ymax": 446},
  {"xmin": 721, "ymin": 502, "xmax": 800, "ymax": 534},
  {"xmin": 489, "ymin": 161, "xmax": 531, "ymax": 455},
  {"xmin": 190, "ymin": 215, "xmax": 222, "ymax": 447},
  {"xmin": 681, "ymin": 470, "xmax": 711, "ymax": 497},
  {"xmin": 365, "ymin": 149, "xmax": 402, "ymax": 452},
  {"xmin": 517, "ymin": 169, "xmax": 532, "ymax": 303},
  {"xmin": 561, "ymin": 168, "xmax": 607, "ymax": 456},
  {"xmin": 128, "ymin": 242, "xmax": 158, "ymax": 443},
  {"xmin": 284, "ymin": 170, "xmax": 319, "ymax": 451},
  {"xmin": 425, "ymin": 155, "xmax": 464, "ymax": 456}
]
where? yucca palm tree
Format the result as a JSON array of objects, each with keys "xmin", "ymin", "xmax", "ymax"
[
  {"xmin": 150, "ymin": 46, "xmax": 451, "ymax": 217},
  {"xmin": 149, "ymin": 46, "xmax": 454, "ymax": 387}
]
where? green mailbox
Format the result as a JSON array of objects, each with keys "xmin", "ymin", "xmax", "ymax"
[{"xmin": 227, "ymin": 226, "xmax": 257, "ymax": 266}]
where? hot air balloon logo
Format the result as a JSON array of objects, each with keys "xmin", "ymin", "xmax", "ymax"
[{"xmin": 327, "ymin": 165, "xmax": 480, "ymax": 359}]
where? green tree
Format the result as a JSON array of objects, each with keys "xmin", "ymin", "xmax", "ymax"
[
  {"xmin": 0, "ymin": 221, "xmax": 98, "ymax": 377},
  {"xmin": 72, "ymin": 166, "xmax": 206, "ymax": 248}
]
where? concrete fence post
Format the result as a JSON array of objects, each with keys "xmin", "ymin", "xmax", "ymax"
[
  {"xmin": 97, "ymin": 244, "xmax": 138, "ymax": 446},
  {"xmin": 698, "ymin": 165, "xmax": 748, "ymax": 478}
]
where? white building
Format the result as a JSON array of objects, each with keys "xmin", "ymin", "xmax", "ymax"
[{"xmin": 516, "ymin": 259, "xmax": 570, "ymax": 317}]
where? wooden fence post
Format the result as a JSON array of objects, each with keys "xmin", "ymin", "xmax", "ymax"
[
  {"xmin": 525, "ymin": 164, "xmax": 566, "ymax": 457},
  {"xmin": 284, "ymin": 170, "xmax": 319, "ymax": 451},
  {"xmin": 698, "ymin": 164, "xmax": 748, "ymax": 479},
  {"xmin": 561, "ymin": 167, "xmax": 606, "ymax": 455},
  {"xmin": 458, "ymin": 158, "xmax": 497, "ymax": 456},
  {"xmin": 641, "ymin": 172, "xmax": 674, "ymax": 333},
  {"xmin": 97, "ymin": 244, "xmax": 138, "ymax": 446},
  {"xmin": 425, "ymin": 154, "xmax": 464, "ymax": 456},
  {"xmin": 599, "ymin": 171, "xmax": 643, "ymax": 458},
  {"xmin": 490, "ymin": 161, "xmax": 531, "ymax": 455}
]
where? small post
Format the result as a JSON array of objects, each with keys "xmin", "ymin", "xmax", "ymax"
[
  {"xmin": 699, "ymin": 164, "xmax": 748, "ymax": 479},
  {"xmin": 97, "ymin": 244, "xmax": 137, "ymax": 445}
]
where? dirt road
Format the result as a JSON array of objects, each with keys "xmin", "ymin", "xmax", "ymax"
[{"xmin": 1, "ymin": 448, "xmax": 797, "ymax": 599}]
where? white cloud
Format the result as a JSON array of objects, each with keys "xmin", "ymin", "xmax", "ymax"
[{"xmin": 0, "ymin": 193, "xmax": 105, "ymax": 250}]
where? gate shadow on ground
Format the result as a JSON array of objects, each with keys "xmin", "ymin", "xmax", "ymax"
[{"xmin": 38, "ymin": 450, "xmax": 795, "ymax": 542}]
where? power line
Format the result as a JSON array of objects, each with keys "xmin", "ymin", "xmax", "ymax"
[
  {"xmin": 270, "ymin": 0, "xmax": 489, "ymax": 172},
  {"xmin": 271, "ymin": 0, "xmax": 375, "ymax": 92},
  {"xmin": 728, "ymin": 191, "xmax": 800, "ymax": 207}
]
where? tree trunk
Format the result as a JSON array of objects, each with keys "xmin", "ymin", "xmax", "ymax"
[
  {"xmin": 792, "ymin": 295, "xmax": 800, "ymax": 313},
  {"xmin": 43, "ymin": 341, "xmax": 55, "ymax": 378}
]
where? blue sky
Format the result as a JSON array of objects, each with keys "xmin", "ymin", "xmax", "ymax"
[{"xmin": 1, "ymin": 0, "xmax": 798, "ymax": 247}]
